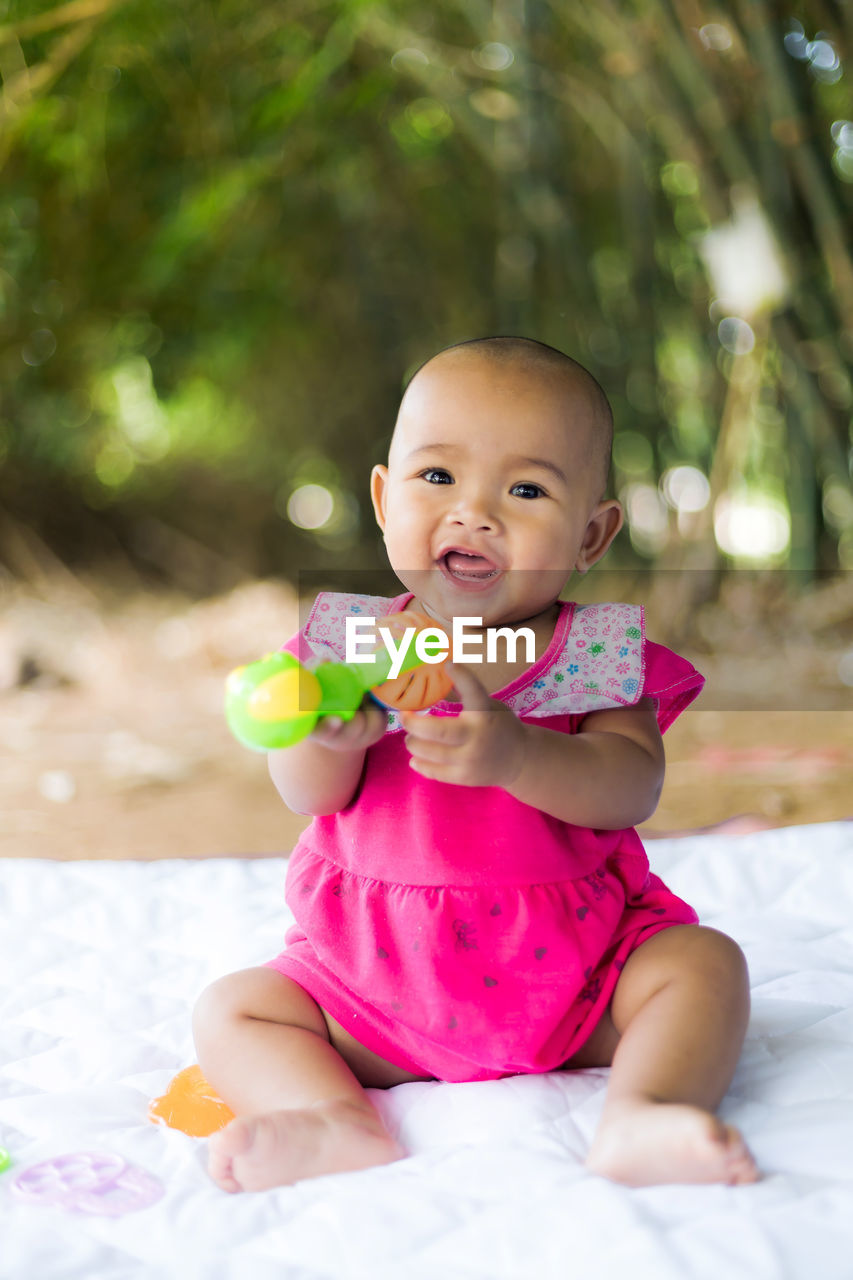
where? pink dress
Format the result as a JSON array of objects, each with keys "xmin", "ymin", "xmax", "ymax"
[{"xmin": 267, "ymin": 592, "xmax": 703, "ymax": 1083}]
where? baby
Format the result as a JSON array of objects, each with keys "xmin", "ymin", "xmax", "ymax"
[{"xmin": 193, "ymin": 336, "xmax": 759, "ymax": 1191}]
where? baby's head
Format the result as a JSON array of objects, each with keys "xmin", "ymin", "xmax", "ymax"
[{"xmin": 371, "ymin": 337, "xmax": 623, "ymax": 626}]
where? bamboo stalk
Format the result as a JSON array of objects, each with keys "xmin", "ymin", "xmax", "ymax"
[
  {"xmin": 0, "ymin": 21, "xmax": 95, "ymax": 169},
  {"xmin": 0, "ymin": 0, "xmax": 124, "ymax": 46},
  {"xmin": 740, "ymin": 0, "xmax": 853, "ymax": 332}
]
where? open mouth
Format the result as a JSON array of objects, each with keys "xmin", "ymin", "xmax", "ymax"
[{"xmin": 440, "ymin": 550, "xmax": 501, "ymax": 583}]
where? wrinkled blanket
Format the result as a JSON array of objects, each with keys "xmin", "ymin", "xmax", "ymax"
[{"xmin": 2, "ymin": 821, "xmax": 852, "ymax": 1279}]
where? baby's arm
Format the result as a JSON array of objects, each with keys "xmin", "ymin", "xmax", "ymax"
[
  {"xmin": 400, "ymin": 664, "xmax": 664, "ymax": 830},
  {"xmin": 267, "ymin": 700, "xmax": 387, "ymax": 816},
  {"xmin": 509, "ymin": 699, "xmax": 664, "ymax": 830}
]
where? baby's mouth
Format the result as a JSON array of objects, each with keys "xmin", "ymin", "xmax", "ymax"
[{"xmin": 440, "ymin": 550, "xmax": 501, "ymax": 582}]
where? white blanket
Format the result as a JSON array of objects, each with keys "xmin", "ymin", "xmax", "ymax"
[{"xmin": 2, "ymin": 822, "xmax": 852, "ymax": 1279}]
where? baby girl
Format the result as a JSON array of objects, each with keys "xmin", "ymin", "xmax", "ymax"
[{"xmin": 193, "ymin": 336, "xmax": 759, "ymax": 1191}]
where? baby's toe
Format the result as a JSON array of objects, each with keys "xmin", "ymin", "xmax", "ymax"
[
  {"xmin": 208, "ymin": 1117, "xmax": 252, "ymax": 1192},
  {"xmin": 208, "ymin": 1148, "xmax": 240, "ymax": 1192},
  {"xmin": 723, "ymin": 1125, "xmax": 760, "ymax": 1184},
  {"xmin": 210, "ymin": 1165, "xmax": 241, "ymax": 1194}
]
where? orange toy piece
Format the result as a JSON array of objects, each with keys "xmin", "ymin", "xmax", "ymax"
[
  {"xmin": 148, "ymin": 1064, "xmax": 234, "ymax": 1138},
  {"xmin": 371, "ymin": 608, "xmax": 455, "ymax": 710}
]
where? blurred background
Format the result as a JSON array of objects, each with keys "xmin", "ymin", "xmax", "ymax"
[{"xmin": 1, "ymin": 0, "xmax": 851, "ymax": 857}]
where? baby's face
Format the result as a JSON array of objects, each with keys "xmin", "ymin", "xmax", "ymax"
[{"xmin": 371, "ymin": 353, "xmax": 622, "ymax": 627}]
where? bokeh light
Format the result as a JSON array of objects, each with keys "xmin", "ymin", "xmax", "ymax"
[
  {"xmin": 698, "ymin": 24, "xmax": 733, "ymax": 52},
  {"xmin": 660, "ymin": 466, "xmax": 711, "ymax": 513},
  {"xmin": 469, "ymin": 88, "xmax": 519, "ymax": 120},
  {"xmin": 391, "ymin": 47, "xmax": 429, "ymax": 71},
  {"xmin": 472, "ymin": 42, "xmax": 514, "ymax": 72},
  {"xmin": 286, "ymin": 484, "xmax": 335, "ymax": 530},
  {"xmin": 700, "ymin": 198, "xmax": 788, "ymax": 318},
  {"xmin": 713, "ymin": 492, "xmax": 791, "ymax": 561},
  {"xmin": 717, "ymin": 316, "xmax": 756, "ymax": 355},
  {"xmin": 21, "ymin": 328, "xmax": 57, "ymax": 367},
  {"xmin": 110, "ymin": 358, "xmax": 170, "ymax": 460},
  {"xmin": 784, "ymin": 21, "xmax": 844, "ymax": 82},
  {"xmin": 831, "ymin": 120, "xmax": 853, "ymax": 182},
  {"xmin": 623, "ymin": 482, "xmax": 669, "ymax": 556}
]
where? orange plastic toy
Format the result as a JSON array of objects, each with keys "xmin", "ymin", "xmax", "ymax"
[
  {"xmin": 148, "ymin": 1065, "xmax": 234, "ymax": 1138},
  {"xmin": 371, "ymin": 609, "xmax": 455, "ymax": 710}
]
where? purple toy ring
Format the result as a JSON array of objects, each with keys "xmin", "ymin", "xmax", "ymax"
[
  {"xmin": 12, "ymin": 1151, "xmax": 163, "ymax": 1215},
  {"xmin": 73, "ymin": 1164, "xmax": 164, "ymax": 1216},
  {"xmin": 13, "ymin": 1152, "xmax": 127, "ymax": 1206}
]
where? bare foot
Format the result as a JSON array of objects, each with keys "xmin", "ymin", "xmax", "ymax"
[
  {"xmin": 207, "ymin": 1099, "xmax": 405, "ymax": 1192},
  {"xmin": 586, "ymin": 1099, "xmax": 760, "ymax": 1187}
]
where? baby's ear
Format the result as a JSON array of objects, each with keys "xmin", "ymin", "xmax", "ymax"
[
  {"xmin": 575, "ymin": 500, "xmax": 624, "ymax": 574},
  {"xmin": 370, "ymin": 465, "xmax": 389, "ymax": 532}
]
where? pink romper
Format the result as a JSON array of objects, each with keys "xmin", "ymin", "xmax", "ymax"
[{"xmin": 267, "ymin": 591, "xmax": 703, "ymax": 1084}]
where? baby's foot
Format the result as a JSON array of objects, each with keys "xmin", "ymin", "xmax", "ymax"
[
  {"xmin": 207, "ymin": 1099, "xmax": 404, "ymax": 1192},
  {"xmin": 586, "ymin": 1099, "xmax": 759, "ymax": 1187}
]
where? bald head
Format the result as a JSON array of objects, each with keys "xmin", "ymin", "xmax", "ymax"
[{"xmin": 401, "ymin": 336, "xmax": 614, "ymax": 495}]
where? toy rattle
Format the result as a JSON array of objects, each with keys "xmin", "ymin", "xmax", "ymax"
[{"xmin": 225, "ymin": 608, "xmax": 454, "ymax": 751}]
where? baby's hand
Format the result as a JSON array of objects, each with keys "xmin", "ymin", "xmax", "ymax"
[
  {"xmin": 310, "ymin": 697, "xmax": 388, "ymax": 753},
  {"xmin": 399, "ymin": 663, "xmax": 526, "ymax": 788}
]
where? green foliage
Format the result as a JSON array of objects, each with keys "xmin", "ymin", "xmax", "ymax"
[{"xmin": 1, "ymin": 0, "xmax": 851, "ymax": 586}]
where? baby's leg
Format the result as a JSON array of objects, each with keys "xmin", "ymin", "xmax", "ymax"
[
  {"xmin": 192, "ymin": 968, "xmax": 423, "ymax": 1191},
  {"xmin": 583, "ymin": 925, "xmax": 759, "ymax": 1187}
]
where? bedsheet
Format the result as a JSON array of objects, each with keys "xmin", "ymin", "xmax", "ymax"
[{"xmin": 2, "ymin": 821, "xmax": 852, "ymax": 1280}]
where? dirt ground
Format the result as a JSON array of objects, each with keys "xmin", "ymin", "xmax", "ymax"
[{"xmin": 1, "ymin": 575, "xmax": 851, "ymax": 860}]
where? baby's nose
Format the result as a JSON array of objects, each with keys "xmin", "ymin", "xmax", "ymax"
[
  {"xmin": 449, "ymin": 487, "xmax": 500, "ymax": 531},
  {"xmin": 451, "ymin": 504, "xmax": 498, "ymax": 532}
]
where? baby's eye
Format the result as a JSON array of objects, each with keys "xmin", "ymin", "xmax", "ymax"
[
  {"xmin": 421, "ymin": 468, "xmax": 453, "ymax": 485},
  {"xmin": 511, "ymin": 482, "xmax": 545, "ymax": 499}
]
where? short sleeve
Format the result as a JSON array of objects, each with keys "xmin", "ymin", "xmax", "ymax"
[
  {"xmin": 279, "ymin": 630, "xmax": 343, "ymax": 669},
  {"xmin": 279, "ymin": 590, "xmax": 410, "ymax": 665},
  {"xmin": 643, "ymin": 640, "xmax": 705, "ymax": 733}
]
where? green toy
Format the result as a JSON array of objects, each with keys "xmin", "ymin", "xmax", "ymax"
[{"xmin": 224, "ymin": 608, "xmax": 453, "ymax": 751}]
